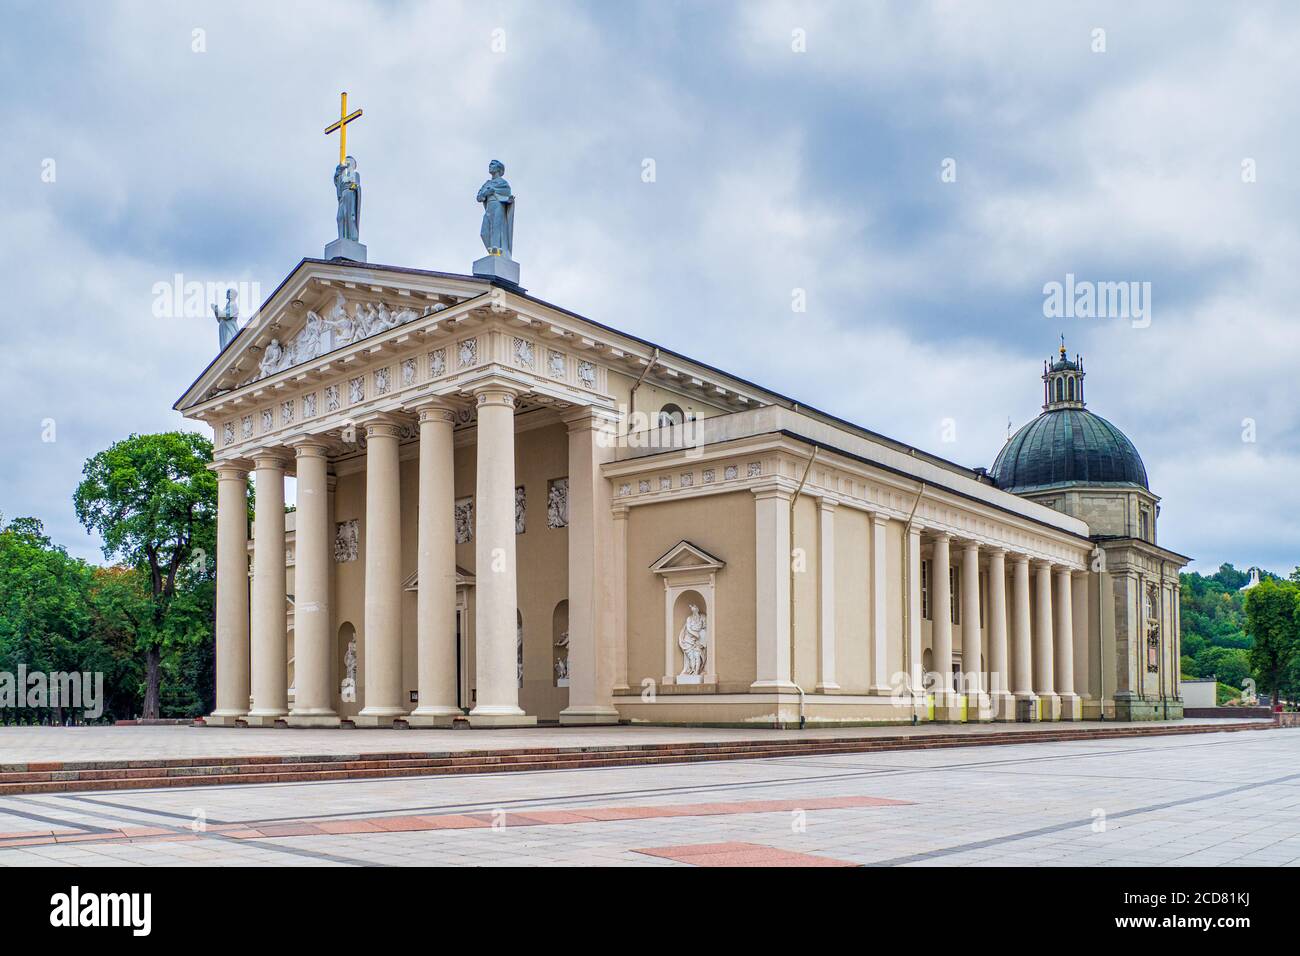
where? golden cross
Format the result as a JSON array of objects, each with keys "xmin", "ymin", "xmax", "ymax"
[{"xmin": 324, "ymin": 91, "xmax": 363, "ymax": 167}]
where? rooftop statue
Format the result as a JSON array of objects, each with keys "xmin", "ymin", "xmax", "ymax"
[
  {"xmin": 477, "ymin": 160, "xmax": 514, "ymax": 257},
  {"xmin": 334, "ymin": 155, "xmax": 361, "ymax": 242},
  {"xmin": 211, "ymin": 288, "xmax": 240, "ymax": 351}
]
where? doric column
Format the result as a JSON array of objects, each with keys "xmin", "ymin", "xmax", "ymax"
[
  {"xmin": 560, "ymin": 406, "xmax": 620, "ymax": 725},
  {"xmin": 752, "ymin": 485, "xmax": 795, "ymax": 690},
  {"xmin": 986, "ymin": 548, "xmax": 1013, "ymax": 720},
  {"xmin": 407, "ymin": 401, "xmax": 461, "ymax": 727},
  {"xmin": 1011, "ymin": 554, "xmax": 1037, "ymax": 719},
  {"xmin": 870, "ymin": 513, "xmax": 890, "ymax": 694},
  {"xmin": 1034, "ymin": 560, "xmax": 1060, "ymax": 720},
  {"xmin": 907, "ymin": 523, "xmax": 924, "ymax": 701},
  {"xmin": 287, "ymin": 442, "xmax": 338, "ymax": 726},
  {"xmin": 1054, "ymin": 566, "xmax": 1080, "ymax": 720},
  {"xmin": 247, "ymin": 450, "xmax": 289, "ymax": 725},
  {"xmin": 356, "ymin": 417, "xmax": 406, "ymax": 726},
  {"xmin": 816, "ymin": 498, "xmax": 839, "ymax": 692},
  {"xmin": 931, "ymin": 532, "xmax": 958, "ymax": 721},
  {"xmin": 961, "ymin": 541, "xmax": 990, "ymax": 721},
  {"xmin": 209, "ymin": 462, "xmax": 250, "ymax": 725},
  {"xmin": 468, "ymin": 384, "xmax": 535, "ymax": 726}
]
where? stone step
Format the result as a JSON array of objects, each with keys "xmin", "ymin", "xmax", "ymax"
[{"xmin": 0, "ymin": 721, "xmax": 1271, "ymax": 796}]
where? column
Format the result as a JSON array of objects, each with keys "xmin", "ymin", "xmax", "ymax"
[
  {"xmin": 931, "ymin": 533, "xmax": 958, "ymax": 721},
  {"xmin": 209, "ymin": 463, "xmax": 250, "ymax": 725},
  {"xmin": 247, "ymin": 450, "xmax": 289, "ymax": 725},
  {"xmin": 287, "ymin": 442, "xmax": 338, "ymax": 726},
  {"xmin": 560, "ymin": 406, "xmax": 620, "ymax": 725},
  {"xmin": 356, "ymin": 417, "xmax": 406, "ymax": 726},
  {"xmin": 986, "ymin": 548, "xmax": 1013, "ymax": 720},
  {"xmin": 752, "ymin": 485, "xmax": 795, "ymax": 690},
  {"xmin": 1055, "ymin": 567, "xmax": 1080, "ymax": 720},
  {"xmin": 407, "ymin": 402, "xmax": 461, "ymax": 726},
  {"xmin": 1071, "ymin": 569, "xmax": 1092, "ymax": 716},
  {"xmin": 961, "ymin": 541, "xmax": 989, "ymax": 720},
  {"xmin": 611, "ymin": 506, "xmax": 630, "ymax": 692},
  {"xmin": 468, "ymin": 384, "xmax": 535, "ymax": 726},
  {"xmin": 1011, "ymin": 554, "xmax": 1037, "ymax": 720},
  {"xmin": 1034, "ymin": 560, "xmax": 1060, "ymax": 720},
  {"xmin": 870, "ymin": 513, "xmax": 890, "ymax": 694},
  {"xmin": 816, "ymin": 498, "xmax": 839, "ymax": 692},
  {"xmin": 907, "ymin": 523, "xmax": 924, "ymax": 702}
]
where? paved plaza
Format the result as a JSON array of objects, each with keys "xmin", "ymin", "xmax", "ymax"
[{"xmin": 0, "ymin": 725, "xmax": 1295, "ymax": 866}]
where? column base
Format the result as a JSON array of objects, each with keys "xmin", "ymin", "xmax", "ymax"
[
  {"xmin": 989, "ymin": 692, "xmax": 1016, "ymax": 722},
  {"xmin": 404, "ymin": 706, "xmax": 464, "ymax": 728},
  {"xmin": 749, "ymin": 680, "xmax": 801, "ymax": 692},
  {"xmin": 1037, "ymin": 693, "xmax": 1062, "ymax": 722},
  {"xmin": 817, "ymin": 681, "xmax": 843, "ymax": 693},
  {"xmin": 466, "ymin": 713, "xmax": 538, "ymax": 728},
  {"xmin": 353, "ymin": 710, "xmax": 408, "ymax": 728},
  {"xmin": 1014, "ymin": 693, "xmax": 1039, "ymax": 722},
  {"xmin": 285, "ymin": 714, "xmax": 342, "ymax": 728},
  {"xmin": 559, "ymin": 705, "xmax": 621, "ymax": 726},
  {"xmin": 964, "ymin": 691, "xmax": 993, "ymax": 723},
  {"xmin": 204, "ymin": 711, "xmax": 247, "ymax": 727},
  {"xmin": 1058, "ymin": 692, "xmax": 1082, "ymax": 721},
  {"xmin": 933, "ymin": 692, "xmax": 964, "ymax": 723},
  {"xmin": 242, "ymin": 711, "xmax": 288, "ymax": 728}
]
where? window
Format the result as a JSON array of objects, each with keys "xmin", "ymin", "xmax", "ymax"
[
  {"xmin": 1067, "ymin": 377, "xmax": 1075, "ymax": 401},
  {"xmin": 658, "ymin": 403, "xmax": 684, "ymax": 427},
  {"xmin": 949, "ymin": 566, "xmax": 960, "ymax": 625},
  {"xmin": 1055, "ymin": 379, "xmax": 1064, "ymax": 402},
  {"xmin": 1139, "ymin": 507, "xmax": 1150, "ymax": 541},
  {"xmin": 921, "ymin": 560, "xmax": 930, "ymax": 620}
]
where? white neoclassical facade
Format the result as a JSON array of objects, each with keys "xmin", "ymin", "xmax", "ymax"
[{"xmin": 176, "ymin": 258, "xmax": 1187, "ymax": 728}]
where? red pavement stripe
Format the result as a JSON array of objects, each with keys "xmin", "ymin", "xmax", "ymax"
[
  {"xmin": 0, "ymin": 794, "xmax": 908, "ymax": 847},
  {"xmin": 634, "ymin": 841, "xmax": 859, "ymax": 867}
]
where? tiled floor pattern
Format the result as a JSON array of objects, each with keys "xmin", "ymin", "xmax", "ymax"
[{"xmin": 0, "ymin": 727, "xmax": 1296, "ymax": 866}]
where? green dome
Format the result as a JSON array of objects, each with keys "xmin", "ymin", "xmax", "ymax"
[{"xmin": 990, "ymin": 407, "xmax": 1148, "ymax": 493}]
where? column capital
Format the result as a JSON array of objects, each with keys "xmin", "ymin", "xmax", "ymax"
[
  {"xmin": 1032, "ymin": 558, "xmax": 1055, "ymax": 571},
  {"xmin": 751, "ymin": 480, "xmax": 795, "ymax": 503},
  {"xmin": 1010, "ymin": 552, "xmax": 1031, "ymax": 567},
  {"xmin": 560, "ymin": 404, "xmax": 620, "ymax": 433},
  {"xmin": 209, "ymin": 459, "xmax": 251, "ymax": 481},
  {"xmin": 870, "ymin": 510, "xmax": 889, "ymax": 527},
  {"xmin": 411, "ymin": 399, "xmax": 459, "ymax": 425},
  {"xmin": 928, "ymin": 529, "xmax": 953, "ymax": 542},
  {"xmin": 466, "ymin": 375, "xmax": 528, "ymax": 408},
  {"xmin": 986, "ymin": 545, "xmax": 1008, "ymax": 556},
  {"xmin": 816, "ymin": 495, "xmax": 839, "ymax": 513},
  {"xmin": 248, "ymin": 447, "xmax": 291, "ymax": 469},
  {"xmin": 288, "ymin": 438, "xmax": 331, "ymax": 460},
  {"xmin": 906, "ymin": 520, "xmax": 924, "ymax": 537},
  {"xmin": 959, "ymin": 539, "xmax": 981, "ymax": 554},
  {"xmin": 355, "ymin": 412, "xmax": 406, "ymax": 440}
]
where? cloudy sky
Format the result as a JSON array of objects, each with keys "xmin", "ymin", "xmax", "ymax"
[{"xmin": 6, "ymin": 0, "xmax": 1297, "ymax": 574}]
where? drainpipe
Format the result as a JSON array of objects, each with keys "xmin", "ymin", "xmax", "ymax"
[
  {"xmin": 787, "ymin": 446, "xmax": 818, "ymax": 730},
  {"xmin": 903, "ymin": 483, "xmax": 926, "ymax": 725},
  {"xmin": 628, "ymin": 346, "xmax": 660, "ymax": 436}
]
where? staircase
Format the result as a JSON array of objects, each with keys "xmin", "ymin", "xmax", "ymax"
[{"xmin": 0, "ymin": 720, "xmax": 1274, "ymax": 796}]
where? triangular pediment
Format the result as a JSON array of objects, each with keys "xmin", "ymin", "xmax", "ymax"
[
  {"xmin": 402, "ymin": 566, "xmax": 476, "ymax": 591},
  {"xmin": 175, "ymin": 258, "xmax": 493, "ymax": 411},
  {"xmin": 650, "ymin": 540, "xmax": 725, "ymax": 574}
]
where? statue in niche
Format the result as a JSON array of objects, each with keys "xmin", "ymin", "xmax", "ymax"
[
  {"xmin": 547, "ymin": 478, "xmax": 568, "ymax": 528},
  {"xmin": 335, "ymin": 155, "xmax": 361, "ymax": 241},
  {"xmin": 677, "ymin": 604, "xmax": 707, "ymax": 679},
  {"xmin": 211, "ymin": 288, "xmax": 240, "ymax": 351},
  {"xmin": 554, "ymin": 630, "xmax": 569, "ymax": 685},
  {"xmin": 341, "ymin": 636, "xmax": 358, "ymax": 703},
  {"xmin": 476, "ymin": 159, "xmax": 515, "ymax": 257}
]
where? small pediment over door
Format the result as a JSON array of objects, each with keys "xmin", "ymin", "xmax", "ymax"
[
  {"xmin": 402, "ymin": 566, "xmax": 476, "ymax": 591},
  {"xmin": 649, "ymin": 540, "xmax": 725, "ymax": 575}
]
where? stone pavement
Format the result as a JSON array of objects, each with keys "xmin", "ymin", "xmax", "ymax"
[{"xmin": 0, "ymin": 725, "xmax": 1295, "ymax": 867}]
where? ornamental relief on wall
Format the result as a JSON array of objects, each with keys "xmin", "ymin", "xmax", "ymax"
[{"xmin": 334, "ymin": 519, "xmax": 359, "ymax": 563}]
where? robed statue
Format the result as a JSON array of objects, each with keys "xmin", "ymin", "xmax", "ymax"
[
  {"xmin": 677, "ymin": 604, "xmax": 708, "ymax": 678},
  {"xmin": 335, "ymin": 155, "xmax": 361, "ymax": 241},
  {"xmin": 211, "ymin": 288, "xmax": 240, "ymax": 351},
  {"xmin": 476, "ymin": 159, "xmax": 514, "ymax": 257}
]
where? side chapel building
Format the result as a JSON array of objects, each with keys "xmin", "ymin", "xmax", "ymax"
[{"xmin": 176, "ymin": 162, "xmax": 1187, "ymax": 729}]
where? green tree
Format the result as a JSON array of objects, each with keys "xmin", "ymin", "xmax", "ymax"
[
  {"xmin": 1243, "ymin": 578, "xmax": 1300, "ymax": 707},
  {"xmin": 73, "ymin": 432, "xmax": 217, "ymax": 718}
]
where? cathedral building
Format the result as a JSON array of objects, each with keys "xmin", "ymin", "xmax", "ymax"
[{"xmin": 175, "ymin": 157, "xmax": 1186, "ymax": 729}]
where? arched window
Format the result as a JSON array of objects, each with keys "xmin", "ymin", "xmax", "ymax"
[
  {"xmin": 658, "ymin": 403, "xmax": 685, "ymax": 427},
  {"xmin": 1067, "ymin": 377, "xmax": 1075, "ymax": 401},
  {"xmin": 1055, "ymin": 379, "xmax": 1064, "ymax": 402}
]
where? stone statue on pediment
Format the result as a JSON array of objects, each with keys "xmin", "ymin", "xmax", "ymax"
[
  {"xmin": 477, "ymin": 160, "xmax": 514, "ymax": 257},
  {"xmin": 335, "ymin": 156, "xmax": 361, "ymax": 242},
  {"xmin": 211, "ymin": 288, "xmax": 240, "ymax": 351}
]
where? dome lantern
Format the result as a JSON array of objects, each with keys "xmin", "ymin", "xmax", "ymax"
[{"xmin": 1043, "ymin": 335, "xmax": 1085, "ymax": 410}]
